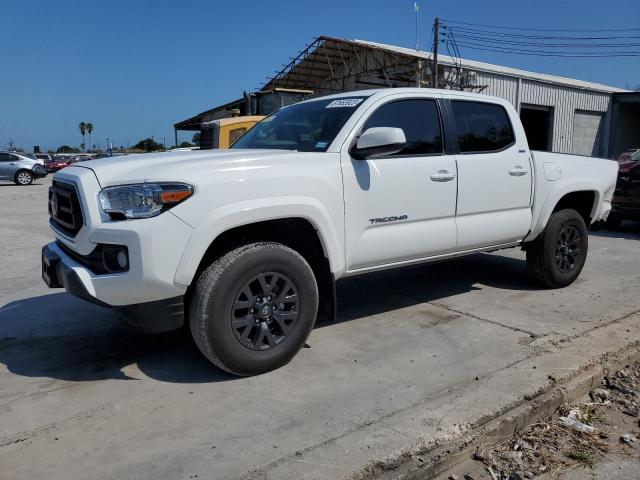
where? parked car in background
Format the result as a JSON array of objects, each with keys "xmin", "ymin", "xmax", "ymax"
[
  {"xmin": 618, "ymin": 148, "xmax": 640, "ymax": 163},
  {"xmin": 45, "ymin": 157, "xmax": 71, "ymax": 173},
  {"xmin": 608, "ymin": 156, "xmax": 640, "ymax": 227},
  {"xmin": 35, "ymin": 153, "xmax": 53, "ymax": 164},
  {"xmin": 0, "ymin": 151, "xmax": 47, "ymax": 185}
]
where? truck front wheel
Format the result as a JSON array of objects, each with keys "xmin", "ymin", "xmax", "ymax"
[
  {"xmin": 526, "ymin": 208, "xmax": 588, "ymax": 288},
  {"xmin": 189, "ymin": 242, "xmax": 319, "ymax": 376}
]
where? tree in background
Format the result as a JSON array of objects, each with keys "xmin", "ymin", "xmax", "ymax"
[
  {"xmin": 192, "ymin": 132, "xmax": 201, "ymax": 146},
  {"xmin": 57, "ymin": 145, "xmax": 80, "ymax": 153},
  {"xmin": 132, "ymin": 138, "xmax": 164, "ymax": 152},
  {"xmin": 78, "ymin": 122, "xmax": 86, "ymax": 151},
  {"xmin": 86, "ymin": 123, "xmax": 94, "ymax": 150},
  {"xmin": 179, "ymin": 141, "xmax": 194, "ymax": 148}
]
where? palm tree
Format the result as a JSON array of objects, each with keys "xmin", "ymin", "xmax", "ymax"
[
  {"xmin": 79, "ymin": 122, "xmax": 86, "ymax": 151},
  {"xmin": 86, "ymin": 123, "xmax": 93, "ymax": 151}
]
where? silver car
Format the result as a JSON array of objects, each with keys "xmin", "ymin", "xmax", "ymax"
[{"xmin": 0, "ymin": 151, "xmax": 47, "ymax": 185}]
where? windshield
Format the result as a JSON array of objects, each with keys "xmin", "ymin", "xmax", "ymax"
[
  {"xmin": 631, "ymin": 150, "xmax": 640, "ymax": 161},
  {"xmin": 231, "ymin": 97, "xmax": 367, "ymax": 152}
]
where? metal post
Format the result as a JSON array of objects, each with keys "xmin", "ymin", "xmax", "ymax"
[
  {"xmin": 414, "ymin": 2, "xmax": 420, "ymax": 50},
  {"xmin": 433, "ymin": 17, "xmax": 439, "ymax": 89}
]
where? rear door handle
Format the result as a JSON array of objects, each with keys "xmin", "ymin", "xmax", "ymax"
[
  {"xmin": 430, "ymin": 170, "xmax": 456, "ymax": 182},
  {"xmin": 509, "ymin": 166, "xmax": 528, "ymax": 177}
]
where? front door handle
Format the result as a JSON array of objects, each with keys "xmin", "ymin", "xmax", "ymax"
[
  {"xmin": 9, "ymin": 162, "xmax": 17, "ymax": 165},
  {"xmin": 430, "ymin": 170, "xmax": 456, "ymax": 182},
  {"xmin": 509, "ymin": 166, "xmax": 528, "ymax": 177}
]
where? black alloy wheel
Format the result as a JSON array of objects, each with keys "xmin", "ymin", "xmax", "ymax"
[
  {"xmin": 231, "ymin": 272, "xmax": 299, "ymax": 351},
  {"xmin": 554, "ymin": 225, "xmax": 582, "ymax": 273}
]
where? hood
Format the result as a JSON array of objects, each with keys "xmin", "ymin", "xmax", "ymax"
[{"xmin": 77, "ymin": 149, "xmax": 297, "ymax": 186}]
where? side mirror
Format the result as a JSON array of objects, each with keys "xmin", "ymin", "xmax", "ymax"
[{"xmin": 351, "ymin": 127, "xmax": 407, "ymax": 160}]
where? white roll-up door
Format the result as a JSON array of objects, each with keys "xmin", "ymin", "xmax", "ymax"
[{"xmin": 572, "ymin": 110, "xmax": 603, "ymax": 156}]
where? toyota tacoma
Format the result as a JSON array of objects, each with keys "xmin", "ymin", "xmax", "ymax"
[{"xmin": 42, "ymin": 88, "xmax": 618, "ymax": 375}]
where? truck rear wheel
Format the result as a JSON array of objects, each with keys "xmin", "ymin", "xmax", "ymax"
[
  {"xmin": 189, "ymin": 242, "xmax": 319, "ymax": 376},
  {"xmin": 526, "ymin": 209, "xmax": 588, "ymax": 288}
]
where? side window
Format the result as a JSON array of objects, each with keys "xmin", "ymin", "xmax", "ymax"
[
  {"xmin": 451, "ymin": 101, "xmax": 515, "ymax": 153},
  {"xmin": 362, "ymin": 99, "xmax": 443, "ymax": 156},
  {"xmin": 228, "ymin": 127, "xmax": 246, "ymax": 145},
  {"xmin": 0, "ymin": 153, "xmax": 14, "ymax": 162}
]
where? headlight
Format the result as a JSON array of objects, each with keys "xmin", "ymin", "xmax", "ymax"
[{"xmin": 98, "ymin": 183, "xmax": 193, "ymax": 219}]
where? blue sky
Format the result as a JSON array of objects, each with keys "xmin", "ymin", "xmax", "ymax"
[{"xmin": 1, "ymin": 0, "xmax": 639, "ymax": 151}]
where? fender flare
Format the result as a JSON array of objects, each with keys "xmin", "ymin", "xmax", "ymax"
[
  {"xmin": 525, "ymin": 181, "xmax": 601, "ymax": 242},
  {"xmin": 173, "ymin": 196, "xmax": 344, "ymax": 287}
]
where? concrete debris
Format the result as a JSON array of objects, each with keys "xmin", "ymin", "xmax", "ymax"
[
  {"xmin": 590, "ymin": 387, "xmax": 610, "ymax": 402},
  {"xmin": 620, "ymin": 434, "xmax": 636, "ymax": 444},
  {"xmin": 501, "ymin": 450, "xmax": 524, "ymax": 466}
]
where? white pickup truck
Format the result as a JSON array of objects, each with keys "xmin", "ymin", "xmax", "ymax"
[{"xmin": 42, "ymin": 88, "xmax": 618, "ymax": 375}]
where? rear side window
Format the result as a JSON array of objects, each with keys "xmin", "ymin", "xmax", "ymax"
[
  {"xmin": 362, "ymin": 99, "xmax": 443, "ymax": 156},
  {"xmin": 451, "ymin": 101, "xmax": 515, "ymax": 153}
]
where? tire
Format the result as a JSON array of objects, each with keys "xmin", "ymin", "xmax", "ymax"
[
  {"xmin": 14, "ymin": 170, "xmax": 33, "ymax": 186},
  {"xmin": 605, "ymin": 215, "xmax": 622, "ymax": 229},
  {"xmin": 526, "ymin": 208, "xmax": 588, "ymax": 288},
  {"xmin": 189, "ymin": 242, "xmax": 319, "ymax": 376}
]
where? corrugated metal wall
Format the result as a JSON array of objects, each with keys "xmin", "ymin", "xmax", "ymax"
[{"xmin": 471, "ymin": 70, "xmax": 612, "ymax": 154}]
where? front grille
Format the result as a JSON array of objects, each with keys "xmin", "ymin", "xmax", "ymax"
[{"xmin": 49, "ymin": 180, "xmax": 84, "ymax": 237}]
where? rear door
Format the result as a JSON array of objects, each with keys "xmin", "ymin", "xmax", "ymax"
[
  {"xmin": 450, "ymin": 99, "xmax": 533, "ymax": 249},
  {"xmin": 342, "ymin": 95, "xmax": 458, "ymax": 270}
]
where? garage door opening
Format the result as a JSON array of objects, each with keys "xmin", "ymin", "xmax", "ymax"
[
  {"xmin": 609, "ymin": 93, "xmax": 640, "ymax": 159},
  {"xmin": 520, "ymin": 105, "xmax": 553, "ymax": 151},
  {"xmin": 572, "ymin": 110, "xmax": 603, "ymax": 157}
]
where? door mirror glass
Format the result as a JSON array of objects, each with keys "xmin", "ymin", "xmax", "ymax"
[{"xmin": 351, "ymin": 127, "xmax": 407, "ymax": 160}]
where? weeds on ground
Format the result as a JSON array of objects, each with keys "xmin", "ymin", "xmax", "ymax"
[{"xmin": 564, "ymin": 449, "xmax": 595, "ymax": 468}]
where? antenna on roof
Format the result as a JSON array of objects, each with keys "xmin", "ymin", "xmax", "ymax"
[{"xmin": 414, "ymin": 2, "xmax": 420, "ymax": 50}]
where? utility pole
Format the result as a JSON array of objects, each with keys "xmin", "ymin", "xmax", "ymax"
[
  {"xmin": 432, "ymin": 17, "xmax": 439, "ymax": 89},
  {"xmin": 414, "ymin": 2, "xmax": 420, "ymax": 50}
]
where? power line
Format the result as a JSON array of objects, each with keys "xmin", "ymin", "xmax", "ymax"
[
  {"xmin": 441, "ymin": 18, "xmax": 640, "ymax": 33},
  {"xmin": 449, "ymin": 41, "xmax": 640, "ymax": 57},
  {"xmin": 442, "ymin": 25, "xmax": 640, "ymax": 41},
  {"xmin": 443, "ymin": 32, "xmax": 640, "ymax": 49}
]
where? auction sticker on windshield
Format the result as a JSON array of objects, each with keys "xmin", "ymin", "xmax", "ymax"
[{"xmin": 325, "ymin": 98, "xmax": 364, "ymax": 108}]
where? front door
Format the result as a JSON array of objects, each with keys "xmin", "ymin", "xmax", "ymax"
[
  {"xmin": 449, "ymin": 99, "xmax": 533, "ymax": 249},
  {"xmin": 0, "ymin": 153, "xmax": 16, "ymax": 179},
  {"xmin": 342, "ymin": 96, "xmax": 458, "ymax": 271}
]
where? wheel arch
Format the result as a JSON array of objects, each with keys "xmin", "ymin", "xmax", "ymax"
[
  {"xmin": 175, "ymin": 201, "xmax": 343, "ymax": 320},
  {"xmin": 526, "ymin": 184, "xmax": 601, "ymax": 242}
]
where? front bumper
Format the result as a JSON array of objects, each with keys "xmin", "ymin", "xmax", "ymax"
[
  {"xmin": 42, "ymin": 243, "xmax": 185, "ymax": 333},
  {"xmin": 32, "ymin": 166, "xmax": 47, "ymax": 179},
  {"xmin": 43, "ymin": 167, "xmax": 195, "ymax": 332}
]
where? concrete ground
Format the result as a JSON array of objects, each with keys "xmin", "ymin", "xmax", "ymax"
[{"xmin": 0, "ymin": 177, "xmax": 639, "ymax": 480}]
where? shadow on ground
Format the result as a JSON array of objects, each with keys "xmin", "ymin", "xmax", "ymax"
[
  {"xmin": 0, "ymin": 252, "xmax": 536, "ymax": 383},
  {"xmin": 590, "ymin": 220, "xmax": 640, "ymax": 241}
]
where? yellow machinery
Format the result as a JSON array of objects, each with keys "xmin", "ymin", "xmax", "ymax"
[{"xmin": 200, "ymin": 116, "xmax": 264, "ymax": 149}]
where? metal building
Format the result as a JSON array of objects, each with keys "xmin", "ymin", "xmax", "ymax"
[{"xmin": 175, "ymin": 36, "xmax": 640, "ymax": 158}]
